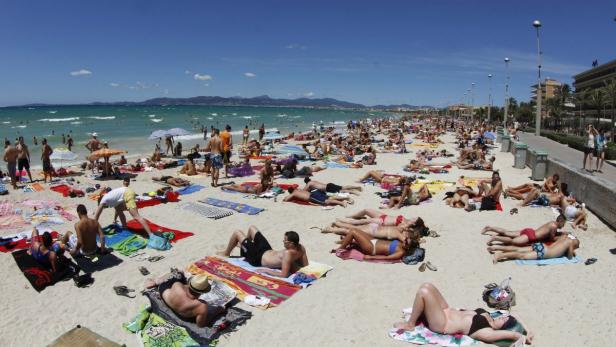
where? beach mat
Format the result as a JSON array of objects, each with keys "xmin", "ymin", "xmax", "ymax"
[
  {"xmin": 176, "ymin": 184, "xmax": 205, "ymax": 195},
  {"xmin": 324, "ymin": 162, "xmax": 350, "ymax": 168},
  {"xmin": 187, "ymin": 256, "xmax": 301, "ymax": 307},
  {"xmin": 515, "ymin": 256, "xmax": 580, "ymax": 266},
  {"xmin": 124, "ymin": 308, "xmax": 199, "ymax": 346},
  {"xmin": 200, "ymin": 198, "xmax": 264, "ymax": 215},
  {"xmin": 11, "ymin": 249, "xmax": 77, "ymax": 292},
  {"xmin": 126, "ymin": 219, "xmax": 194, "ymax": 242},
  {"xmin": 335, "ymin": 248, "xmax": 400, "ymax": 263},
  {"xmin": 0, "ymin": 230, "xmax": 59, "ymax": 253},
  {"xmin": 49, "ymin": 326, "xmax": 122, "ymax": 347},
  {"xmin": 225, "ymin": 257, "xmax": 333, "ymax": 288},
  {"xmin": 140, "ymin": 289, "xmax": 252, "ymax": 346},
  {"xmin": 179, "ymin": 202, "xmax": 234, "ymax": 220}
]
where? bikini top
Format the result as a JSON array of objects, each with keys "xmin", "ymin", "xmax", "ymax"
[
  {"xmin": 31, "ymin": 244, "xmax": 51, "ymax": 265},
  {"xmin": 468, "ymin": 308, "xmax": 491, "ymax": 336}
]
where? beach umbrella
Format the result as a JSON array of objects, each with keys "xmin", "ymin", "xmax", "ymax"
[
  {"xmin": 263, "ymin": 132, "xmax": 284, "ymax": 141},
  {"xmin": 49, "ymin": 148, "xmax": 78, "ymax": 168},
  {"xmin": 149, "ymin": 129, "xmax": 168, "ymax": 140},
  {"xmin": 166, "ymin": 128, "xmax": 191, "ymax": 137},
  {"xmin": 90, "ymin": 148, "xmax": 127, "ymax": 159},
  {"xmin": 484, "ymin": 131, "xmax": 496, "ymax": 140}
]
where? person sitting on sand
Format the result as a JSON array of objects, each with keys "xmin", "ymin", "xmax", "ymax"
[
  {"xmin": 482, "ymin": 214, "xmax": 565, "ymax": 246},
  {"xmin": 358, "ymin": 170, "xmax": 406, "ymax": 185},
  {"xmin": 283, "ymin": 186, "xmax": 353, "ymax": 207},
  {"xmin": 333, "ymin": 228, "xmax": 413, "ymax": 261},
  {"xmin": 223, "ymin": 160, "xmax": 274, "ymax": 194},
  {"xmin": 94, "ymin": 177, "xmax": 153, "ymax": 236},
  {"xmin": 217, "ymin": 226, "xmax": 308, "ymax": 277},
  {"xmin": 559, "ymin": 196, "xmax": 588, "ymax": 230},
  {"xmin": 144, "ymin": 272, "xmax": 220, "ymax": 327},
  {"xmin": 179, "ymin": 157, "xmax": 197, "ymax": 176},
  {"xmin": 152, "ymin": 175, "xmax": 190, "ymax": 187},
  {"xmin": 303, "ymin": 177, "xmax": 362, "ymax": 196},
  {"xmin": 386, "ymin": 180, "xmax": 432, "ymax": 209},
  {"xmin": 490, "ymin": 233, "xmax": 580, "ymax": 263},
  {"xmin": 61, "ymin": 204, "xmax": 107, "ymax": 257},
  {"xmin": 28, "ymin": 227, "xmax": 63, "ymax": 273},
  {"xmin": 394, "ymin": 283, "xmax": 533, "ymax": 344}
]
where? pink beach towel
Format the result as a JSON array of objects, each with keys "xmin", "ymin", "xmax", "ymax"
[{"xmin": 335, "ymin": 248, "xmax": 400, "ymax": 264}]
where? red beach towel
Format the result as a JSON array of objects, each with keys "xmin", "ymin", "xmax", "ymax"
[{"xmin": 126, "ymin": 219, "xmax": 193, "ymax": 242}]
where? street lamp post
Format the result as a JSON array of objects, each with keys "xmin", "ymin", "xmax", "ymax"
[
  {"xmin": 471, "ymin": 82, "xmax": 476, "ymax": 123},
  {"xmin": 504, "ymin": 58, "xmax": 510, "ymax": 131},
  {"xmin": 488, "ymin": 74, "xmax": 493, "ymax": 123},
  {"xmin": 533, "ymin": 19, "xmax": 542, "ymax": 136}
]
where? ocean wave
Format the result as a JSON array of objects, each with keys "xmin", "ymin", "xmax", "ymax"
[
  {"xmin": 48, "ymin": 110, "xmax": 57, "ymax": 114},
  {"xmin": 277, "ymin": 114, "xmax": 288, "ymax": 118},
  {"xmin": 88, "ymin": 116, "xmax": 116, "ymax": 120},
  {"xmin": 38, "ymin": 117, "xmax": 80, "ymax": 122},
  {"xmin": 207, "ymin": 117, "xmax": 214, "ymax": 120},
  {"xmin": 12, "ymin": 125, "xmax": 27, "ymax": 129},
  {"xmin": 290, "ymin": 116, "xmax": 302, "ymax": 119},
  {"xmin": 241, "ymin": 116, "xmax": 252, "ymax": 119},
  {"xmin": 150, "ymin": 118, "xmax": 163, "ymax": 123},
  {"xmin": 2, "ymin": 121, "xmax": 10, "ymax": 124},
  {"xmin": 148, "ymin": 114, "xmax": 156, "ymax": 118},
  {"xmin": 232, "ymin": 113, "xmax": 237, "ymax": 116},
  {"xmin": 334, "ymin": 121, "xmax": 346, "ymax": 125},
  {"xmin": 71, "ymin": 121, "xmax": 82, "ymax": 125},
  {"xmin": 211, "ymin": 113, "xmax": 218, "ymax": 116}
]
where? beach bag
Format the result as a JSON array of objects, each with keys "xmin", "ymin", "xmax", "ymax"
[
  {"xmin": 482, "ymin": 279, "xmax": 516, "ymax": 310},
  {"xmin": 147, "ymin": 233, "xmax": 172, "ymax": 251},
  {"xmin": 402, "ymin": 247, "xmax": 425, "ymax": 265},
  {"xmin": 480, "ymin": 196, "xmax": 497, "ymax": 211}
]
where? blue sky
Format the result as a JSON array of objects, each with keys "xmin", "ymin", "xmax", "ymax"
[{"xmin": 1, "ymin": 0, "xmax": 615, "ymax": 107}]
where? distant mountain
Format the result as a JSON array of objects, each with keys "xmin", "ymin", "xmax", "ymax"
[{"xmin": 14, "ymin": 95, "xmax": 429, "ymax": 110}]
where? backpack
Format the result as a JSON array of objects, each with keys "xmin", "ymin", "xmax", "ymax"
[{"xmin": 482, "ymin": 282, "xmax": 516, "ymax": 310}]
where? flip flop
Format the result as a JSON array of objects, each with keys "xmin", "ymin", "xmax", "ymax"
[
  {"xmin": 585, "ymin": 258, "xmax": 597, "ymax": 265},
  {"xmin": 418, "ymin": 262, "xmax": 427, "ymax": 272},
  {"xmin": 113, "ymin": 285, "xmax": 136, "ymax": 298},
  {"xmin": 139, "ymin": 266, "xmax": 150, "ymax": 276},
  {"xmin": 148, "ymin": 255, "xmax": 165, "ymax": 262},
  {"xmin": 610, "ymin": 248, "xmax": 616, "ymax": 255},
  {"xmin": 425, "ymin": 261, "xmax": 437, "ymax": 271},
  {"xmin": 509, "ymin": 208, "xmax": 518, "ymax": 215}
]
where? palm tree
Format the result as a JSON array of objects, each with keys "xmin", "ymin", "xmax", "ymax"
[
  {"xmin": 574, "ymin": 90, "xmax": 590, "ymax": 134},
  {"xmin": 590, "ymin": 88, "xmax": 605, "ymax": 129},
  {"xmin": 603, "ymin": 78, "xmax": 616, "ymax": 141}
]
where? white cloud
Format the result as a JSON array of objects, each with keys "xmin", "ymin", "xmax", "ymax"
[
  {"xmin": 164, "ymin": 89, "xmax": 169, "ymax": 95},
  {"xmin": 286, "ymin": 44, "xmax": 307, "ymax": 50},
  {"xmin": 184, "ymin": 70, "xmax": 191, "ymax": 74},
  {"xmin": 244, "ymin": 72, "xmax": 256, "ymax": 78},
  {"xmin": 70, "ymin": 69, "xmax": 92, "ymax": 76},
  {"xmin": 303, "ymin": 91, "xmax": 314, "ymax": 97},
  {"xmin": 194, "ymin": 73, "xmax": 212, "ymax": 81},
  {"xmin": 109, "ymin": 83, "xmax": 120, "ymax": 87},
  {"xmin": 203, "ymin": 83, "xmax": 209, "ymax": 87}
]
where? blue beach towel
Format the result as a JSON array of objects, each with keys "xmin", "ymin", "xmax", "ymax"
[
  {"xmin": 515, "ymin": 256, "xmax": 580, "ymax": 266},
  {"xmin": 200, "ymin": 198, "xmax": 264, "ymax": 215},
  {"xmin": 176, "ymin": 184, "xmax": 205, "ymax": 195},
  {"xmin": 325, "ymin": 162, "xmax": 350, "ymax": 169}
]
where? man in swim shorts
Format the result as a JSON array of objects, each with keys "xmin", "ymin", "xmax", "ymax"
[
  {"xmin": 217, "ymin": 226, "xmax": 308, "ymax": 277},
  {"xmin": 303, "ymin": 177, "xmax": 362, "ymax": 195},
  {"xmin": 62, "ymin": 204, "xmax": 107, "ymax": 257},
  {"xmin": 94, "ymin": 177, "xmax": 153, "ymax": 235},
  {"xmin": 283, "ymin": 187, "xmax": 353, "ymax": 207},
  {"xmin": 3, "ymin": 139, "xmax": 18, "ymax": 189},
  {"xmin": 482, "ymin": 214, "xmax": 565, "ymax": 246},
  {"xmin": 205, "ymin": 128, "xmax": 224, "ymax": 187},
  {"xmin": 490, "ymin": 233, "xmax": 580, "ymax": 263}
]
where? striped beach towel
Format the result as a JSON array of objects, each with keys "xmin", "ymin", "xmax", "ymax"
[
  {"xmin": 200, "ymin": 198, "xmax": 264, "ymax": 215},
  {"xmin": 178, "ymin": 202, "xmax": 233, "ymax": 220}
]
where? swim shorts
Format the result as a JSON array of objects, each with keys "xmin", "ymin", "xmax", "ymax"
[
  {"xmin": 7, "ymin": 161, "xmax": 17, "ymax": 178},
  {"xmin": 240, "ymin": 231, "xmax": 273, "ymax": 267},
  {"xmin": 211, "ymin": 154, "xmax": 224, "ymax": 169},
  {"xmin": 309, "ymin": 190, "xmax": 328, "ymax": 205},
  {"xmin": 536, "ymin": 194, "xmax": 549, "ymax": 206},
  {"xmin": 42, "ymin": 158, "xmax": 52, "ymax": 173},
  {"xmin": 532, "ymin": 242, "xmax": 545, "ymax": 259},
  {"xmin": 18, "ymin": 158, "xmax": 30, "ymax": 171},
  {"xmin": 520, "ymin": 228, "xmax": 537, "ymax": 242},
  {"xmin": 123, "ymin": 188, "xmax": 137, "ymax": 209},
  {"xmin": 325, "ymin": 183, "xmax": 342, "ymax": 193}
]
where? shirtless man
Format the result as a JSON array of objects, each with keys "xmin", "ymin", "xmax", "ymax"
[
  {"xmin": 457, "ymin": 156, "xmax": 495, "ymax": 170},
  {"xmin": 61, "ymin": 204, "xmax": 107, "ymax": 257},
  {"xmin": 284, "ymin": 186, "xmax": 353, "ymax": 207},
  {"xmin": 3, "ymin": 140, "xmax": 18, "ymax": 189},
  {"xmin": 519, "ymin": 188, "xmax": 563, "ymax": 207},
  {"xmin": 482, "ymin": 214, "xmax": 566, "ymax": 246},
  {"xmin": 477, "ymin": 171, "xmax": 503, "ymax": 201},
  {"xmin": 218, "ymin": 226, "xmax": 308, "ymax": 278},
  {"xmin": 303, "ymin": 177, "xmax": 362, "ymax": 196},
  {"xmin": 85, "ymin": 134, "xmax": 100, "ymax": 153},
  {"xmin": 205, "ymin": 128, "xmax": 223, "ymax": 187},
  {"xmin": 41, "ymin": 138, "xmax": 53, "ymax": 183},
  {"xmin": 152, "ymin": 175, "xmax": 190, "ymax": 187},
  {"xmin": 144, "ymin": 272, "xmax": 218, "ymax": 327},
  {"xmin": 505, "ymin": 174, "xmax": 559, "ymax": 199},
  {"xmin": 491, "ymin": 233, "xmax": 580, "ymax": 263},
  {"xmin": 16, "ymin": 137, "xmax": 33, "ymax": 182}
]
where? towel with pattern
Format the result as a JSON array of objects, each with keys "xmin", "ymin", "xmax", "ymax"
[
  {"xmin": 200, "ymin": 198, "xmax": 264, "ymax": 215},
  {"xmin": 178, "ymin": 202, "xmax": 233, "ymax": 219}
]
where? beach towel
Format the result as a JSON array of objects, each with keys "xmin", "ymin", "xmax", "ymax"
[
  {"xmin": 0, "ymin": 230, "xmax": 59, "ymax": 253},
  {"xmin": 0, "ymin": 182, "xmax": 7, "ymax": 195},
  {"xmin": 49, "ymin": 326, "xmax": 122, "ymax": 347},
  {"xmin": 111, "ymin": 234, "xmax": 148, "ymax": 256},
  {"xmin": 126, "ymin": 219, "xmax": 194, "ymax": 242},
  {"xmin": 50, "ymin": 184, "xmax": 72, "ymax": 196},
  {"xmin": 225, "ymin": 257, "xmax": 333, "ymax": 289},
  {"xmin": 325, "ymin": 161, "xmax": 350, "ymax": 168},
  {"xmin": 138, "ymin": 289, "xmax": 252, "ymax": 346},
  {"xmin": 136, "ymin": 198, "xmax": 163, "ymax": 209},
  {"xmin": 23, "ymin": 183, "xmax": 45, "ymax": 192},
  {"xmin": 335, "ymin": 248, "xmax": 400, "ymax": 263},
  {"xmin": 200, "ymin": 198, "xmax": 264, "ymax": 215},
  {"xmin": 124, "ymin": 307, "xmax": 199, "ymax": 347},
  {"xmin": 11, "ymin": 249, "xmax": 77, "ymax": 292},
  {"xmin": 515, "ymin": 256, "xmax": 580, "ymax": 266},
  {"xmin": 186, "ymin": 256, "xmax": 301, "ymax": 307},
  {"xmin": 176, "ymin": 184, "xmax": 205, "ymax": 195},
  {"xmin": 179, "ymin": 202, "xmax": 234, "ymax": 220},
  {"xmin": 411, "ymin": 180, "xmax": 455, "ymax": 194}
]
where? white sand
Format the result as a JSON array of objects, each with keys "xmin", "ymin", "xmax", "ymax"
[{"xmin": 1, "ymin": 133, "xmax": 615, "ymax": 347}]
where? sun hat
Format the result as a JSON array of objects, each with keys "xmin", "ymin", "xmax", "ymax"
[{"xmin": 188, "ymin": 274, "xmax": 211, "ymax": 294}]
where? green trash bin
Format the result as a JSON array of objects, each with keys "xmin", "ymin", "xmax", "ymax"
[
  {"xmin": 531, "ymin": 150, "xmax": 548, "ymax": 180},
  {"xmin": 514, "ymin": 143, "xmax": 528, "ymax": 169},
  {"xmin": 501, "ymin": 135, "xmax": 511, "ymax": 152}
]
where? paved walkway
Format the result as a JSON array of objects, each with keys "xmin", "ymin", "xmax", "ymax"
[{"xmin": 517, "ymin": 132, "xmax": 616, "ymax": 182}]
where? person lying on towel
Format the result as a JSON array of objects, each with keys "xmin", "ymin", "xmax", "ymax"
[
  {"xmin": 482, "ymin": 214, "xmax": 565, "ymax": 247},
  {"xmin": 394, "ymin": 283, "xmax": 533, "ymax": 344},
  {"xmin": 283, "ymin": 186, "xmax": 353, "ymax": 207},
  {"xmin": 152, "ymin": 175, "xmax": 190, "ymax": 187},
  {"xmin": 489, "ymin": 233, "xmax": 580, "ymax": 264},
  {"xmin": 332, "ymin": 228, "xmax": 416, "ymax": 262},
  {"xmin": 217, "ymin": 226, "xmax": 308, "ymax": 278},
  {"xmin": 144, "ymin": 272, "xmax": 221, "ymax": 327},
  {"xmin": 303, "ymin": 177, "xmax": 362, "ymax": 196}
]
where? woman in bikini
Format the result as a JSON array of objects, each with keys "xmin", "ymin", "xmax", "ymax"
[
  {"xmin": 358, "ymin": 170, "xmax": 405, "ymax": 185},
  {"xmin": 28, "ymin": 227, "xmax": 62, "ymax": 273},
  {"xmin": 152, "ymin": 176, "xmax": 190, "ymax": 187},
  {"xmin": 332, "ymin": 228, "xmax": 414, "ymax": 261},
  {"xmin": 319, "ymin": 217, "xmax": 425, "ymax": 242},
  {"xmin": 223, "ymin": 160, "xmax": 274, "ymax": 194},
  {"xmin": 395, "ymin": 283, "xmax": 533, "ymax": 344},
  {"xmin": 386, "ymin": 181, "xmax": 432, "ymax": 209},
  {"xmin": 342, "ymin": 209, "xmax": 417, "ymax": 227}
]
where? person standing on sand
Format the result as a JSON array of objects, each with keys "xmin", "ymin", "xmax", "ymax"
[
  {"xmin": 16, "ymin": 137, "xmax": 33, "ymax": 183},
  {"xmin": 3, "ymin": 139, "xmax": 19, "ymax": 189},
  {"xmin": 94, "ymin": 177, "xmax": 153, "ymax": 236},
  {"xmin": 41, "ymin": 138, "xmax": 53, "ymax": 183},
  {"xmin": 243, "ymin": 125, "xmax": 249, "ymax": 145},
  {"xmin": 259, "ymin": 123, "xmax": 265, "ymax": 140},
  {"xmin": 205, "ymin": 128, "xmax": 223, "ymax": 187},
  {"xmin": 85, "ymin": 133, "xmax": 100, "ymax": 153},
  {"xmin": 67, "ymin": 134, "xmax": 74, "ymax": 151},
  {"xmin": 220, "ymin": 125, "xmax": 233, "ymax": 178},
  {"xmin": 164, "ymin": 135, "xmax": 174, "ymax": 155}
]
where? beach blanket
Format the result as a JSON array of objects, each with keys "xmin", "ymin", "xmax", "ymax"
[
  {"xmin": 335, "ymin": 248, "xmax": 401, "ymax": 264},
  {"xmin": 126, "ymin": 219, "xmax": 194, "ymax": 242},
  {"xmin": 12, "ymin": 249, "xmax": 77, "ymax": 292},
  {"xmin": 108, "ymin": 231, "xmax": 148, "ymax": 256},
  {"xmin": 186, "ymin": 256, "xmax": 302, "ymax": 307},
  {"xmin": 23, "ymin": 183, "xmax": 45, "ymax": 192},
  {"xmin": 515, "ymin": 256, "xmax": 580, "ymax": 266},
  {"xmin": 49, "ymin": 326, "xmax": 122, "ymax": 347},
  {"xmin": 0, "ymin": 230, "xmax": 59, "ymax": 253},
  {"xmin": 124, "ymin": 307, "xmax": 199, "ymax": 347},
  {"xmin": 179, "ymin": 202, "xmax": 234, "ymax": 220},
  {"xmin": 225, "ymin": 257, "xmax": 333, "ymax": 289},
  {"xmin": 50, "ymin": 184, "xmax": 71, "ymax": 196},
  {"xmin": 200, "ymin": 198, "xmax": 264, "ymax": 215},
  {"xmin": 458, "ymin": 177, "xmax": 490, "ymax": 188},
  {"xmin": 176, "ymin": 184, "xmax": 205, "ymax": 195},
  {"xmin": 325, "ymin": 161, "xmax": 350, "ymax": 168},
  {"xmin": 136, "ymin": 289, "xmax": 252, "ymax": 346},
  {"xmin": 411, "ymin": 180, "xmax": 456, "ymax": 194}
]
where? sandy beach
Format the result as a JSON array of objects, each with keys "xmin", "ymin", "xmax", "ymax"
[{"xmin": 1, "ymin": 130, "xmax": 615, "ymax": 347}]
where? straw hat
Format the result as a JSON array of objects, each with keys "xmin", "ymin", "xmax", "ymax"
[{"xmin": 188, "ymin": 275, "xmax": 211, "ymax": 294}]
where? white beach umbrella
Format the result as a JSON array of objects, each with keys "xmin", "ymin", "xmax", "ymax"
[
  {"xmin": 149, "ymin": 129, "xmax": 168, "ymax": 140},
  {"xmin": 263, "ymin": 132, "xmax": 284, "ymax": 141},
  {"xmin": 49, "ymin": 148, "xmax": 78, "ymax": 168},
  {"xmin": 166, "ymin": 128, "xmax": 191, "ymax": 137}
]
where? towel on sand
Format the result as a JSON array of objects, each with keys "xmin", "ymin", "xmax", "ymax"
[
  {"xmin": 178, "ymin": 202, "xmax": 233, "ymax": 220},
  {"xmin": 515, "ymin": 256, "xmax": 580, "ymax": 266},
  {"xmin": 176, "ymin": 184, "xmax": 205, "ymax": 195},
  {"xmin": 0, "ymin": 230, "xmax": 59, "ymax": 253},
  {"xmin": 200, "ymin": 198, "xmax": 264, "ymax": 215},
  {"xmin": 126, "ymin": 219, "xmax": 194, "ymax": 242},
  {"xmin": 225, "ymin": 257, "xmax": 333, "ymax": 289},
  {"xmin": 335, "ymin": 248, "xmax": 400, "ymax": 263},
  {"xmin": 12, "ymin": 249, "xmax": 77, "ymax": 292}
]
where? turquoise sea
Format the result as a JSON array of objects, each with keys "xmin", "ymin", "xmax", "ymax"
[{"xmin": 0, "ymin": 105, "xmax": 383, "ymax": 167}]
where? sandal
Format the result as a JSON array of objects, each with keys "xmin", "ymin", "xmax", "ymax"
[
  {"xmin": 113, "ymin": 285, "xmax": 136, "ymax": 298},
  {"xmin": 509, "ymin": 208, "xmax": 518, "ymax": 215},
  {"xmin": 610, "ymin": 248, "xmax": 616, "ymax": 255},
  {"xmin": 148, "ymin": 255, "xmax": 165, "ymax": 262},
  {"xmin": 418, "ymin": 262, "xmax": 427, "ymax": 272},
  {"xmin": 584, "ymin": 258, "xmax": 597, "ymax": 266},
  {"xmin": 139, "ymin": 266, "xmax": 150, "ymax": 276},
  {"xmin": 425, "ymin": 261, "xmax": 437, "ymax": 271}
]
